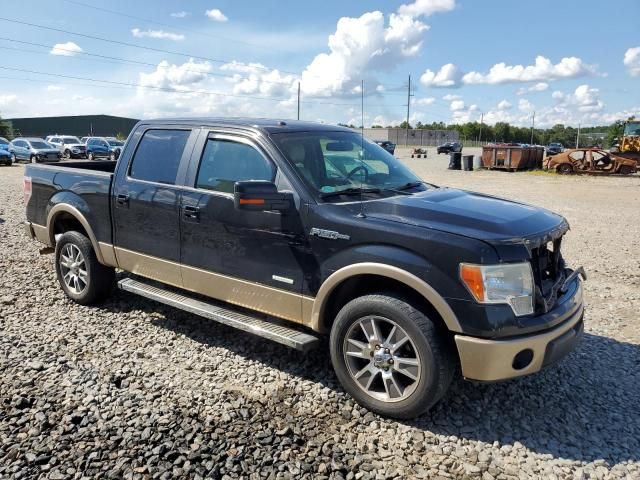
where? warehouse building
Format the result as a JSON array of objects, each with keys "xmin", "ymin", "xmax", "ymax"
[
  {"xmin": 364, "ymin": 128, "xmax": 460, "ymax": 146},
  {"xmin": 4, "ymin": 114, "xmax": 139, "ymax": 139}
]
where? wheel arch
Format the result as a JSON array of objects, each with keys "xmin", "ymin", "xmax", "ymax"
[
  {"xmin": 46, "ymin": 203, "xmax": 115, "ymax": 267},
  {"xmin": 310, "ymin": 263, "xmax": 462, "ymax": 334}
]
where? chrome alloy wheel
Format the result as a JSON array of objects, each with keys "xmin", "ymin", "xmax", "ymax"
[
  {"xmin": 59, "ymin": 244, "xmax": 88, "ymax": 294},
  {"xmin": 343, "ymin": 316, "xmax": 421, "ymax": 402}
]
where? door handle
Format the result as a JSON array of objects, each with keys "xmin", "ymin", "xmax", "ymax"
[
  {"xmin": 116, "ymin": 193, "xmax": 130, "ymax": 207},
  {"xmin": 183, "ymin": 205, "xmax": 200, "ymax": 220}
]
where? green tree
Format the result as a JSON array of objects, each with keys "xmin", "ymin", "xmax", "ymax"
[
  {"xmin": 0, "ymin": 113, "xmax": 10, "ymax": 138},
  {"xmin": 399, "ymin": 121, "xmax": 412, "ymax": 129}
]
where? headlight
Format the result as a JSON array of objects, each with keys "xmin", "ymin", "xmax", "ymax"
[{"xmin": 460, "ymin": 262, "xmax": 534, "ymax": 316}]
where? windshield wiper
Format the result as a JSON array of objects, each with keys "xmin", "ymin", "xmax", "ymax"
[
  {"xmin": 395, "ymin": 181, "xmax": 425, "ymax": 191},
  {"xmin": 319, "ymin": 187, "xmax": 381, "ymax": 199}
]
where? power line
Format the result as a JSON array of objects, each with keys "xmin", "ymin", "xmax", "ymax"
[
  {"xmin": 60, "ymin": 0, "xmax": 269, "ymax": 51},
  {"xmin": 0, "ymin": 66, "xmax": 400, "ymax": 108},
  {"xmin": 0, "ymin": 38, "xmax": 296, "ymax": 86},
  {"xmin": 0, "ymin": 16, "xmax": 407, "ymax": 91}
]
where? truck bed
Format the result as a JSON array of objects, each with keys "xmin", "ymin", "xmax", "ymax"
[{"xmin": 25, "ymin": 161, "xmax": 115, "ymax": 245}]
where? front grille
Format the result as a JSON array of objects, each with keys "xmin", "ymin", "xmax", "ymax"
[{"xmin": 530, "ymin": 237, "xmax": 566, "ymax": 314}]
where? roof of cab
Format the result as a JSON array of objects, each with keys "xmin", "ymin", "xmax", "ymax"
[{"xmin": 138, "ymin": 118, "xmax": 355, "ymax": 134}]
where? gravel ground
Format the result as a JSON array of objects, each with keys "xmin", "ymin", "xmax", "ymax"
[{"xmin": 1, "ymin": 154, "xmax": 639, "ymax": 480}]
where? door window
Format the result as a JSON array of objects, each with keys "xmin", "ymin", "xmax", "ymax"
[
  {"xmin": 568, "ymin": 151, "xmax": 585, "ymax": 162},
  {"xmin": 195, "ymin": 138, "xmax": 275, "ymax": 193},
  {"xmin": 129, "ymin": 129, "xmax": 191, "ymax": 185}
]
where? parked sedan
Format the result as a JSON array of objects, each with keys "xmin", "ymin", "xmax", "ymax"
[
  {"xmin": 9, "ymin": 138, "xmax": 61, "ymax": 163},
  {"xmin": 437, "ymin": 142, "xmax": 462, "ymax": 154},
  {"xmin": 545, "ymin": 143, "xmax": 564, "ymax": 156},
  {"xmin": 374, "ymin": 140, "xmax": 396, "ymax": 155},
  {"xmin": 0, "ymin": 148, "xmax": 12, "ymax": 166},
  {"xmin": 86, "ymin": 137, "xmax": 125, "ymax": 161},
  {"xmin": 46, "ymin": 135, "xmax": 87, "ymax": 159}
]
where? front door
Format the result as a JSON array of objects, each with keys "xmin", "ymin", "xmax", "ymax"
[
  {"xmin": 112, "ymin": 127, "xmax": 195, "ymax": 287},
  {"xmin": 179, "ymin": 132, "xmax": 307, "ymax": 322}
]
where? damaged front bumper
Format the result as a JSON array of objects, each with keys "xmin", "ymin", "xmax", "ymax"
[{"xmin": 454, "ymin": 271, "xmax": 585, "ymax": 382}]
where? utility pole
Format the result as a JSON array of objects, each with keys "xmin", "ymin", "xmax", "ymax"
[
  {"xmin": 478, "ymin": 112, "xmax": 483, "ymax": 145},
  {"xmin": 576, "ymin": 123, "xmax": 581, "ymax": 148},
  {"xmin": 297, "ymin": 82, "xmax": 300, "ymax": 121},
  {"xmin": 405, "ymin": 74, "xmax": 412, "ymax": 147},
  {"xmin": 530, "ymin": 111, "xmax": 535, "ymax": 144},
  {"xmin": 361, "ymin": 79, "xmax": 364, "ymax": 133}
]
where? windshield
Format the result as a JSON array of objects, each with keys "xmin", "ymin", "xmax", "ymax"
[
  {"xmin": 62, "ymin": 136, "xmax": 81, "ymax": 143},
  {"xmin": 0, "ymin": 138, "xmax": 8, "ymax": 145},
  {"xmin": 272, "ymin": 131, "xmax": 424, "ymax": 200},
  {"xmin": 623, "ymin": 122, "xmax": 640, "ymax": 136},
  {"xmin": 29, "ymin": 141, "xmax": 52, "ymax": 149}
]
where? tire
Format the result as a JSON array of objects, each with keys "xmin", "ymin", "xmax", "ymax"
[
  {"xmin": 87, "ymin": 152, "xmax": 94, "ymax": 161},
  {"xmin": 557, "ymin": 163, "xmax": 573, "ymax": 174},
  {"xmin": 330, "ymin": 293, "xmax": 455, "ymax": 419},
  {"xmin": 54, "ymin": 231, "xmax": 115, "ymax": 305},
  {"xmin": 619, "ymin": 165, "xmax": 634, "ymax": 175},
  {"xmin": 30, "ymin": 155, "xmax": 38, "ymax": 164},
  {"xmin": 10, "ymin": 153, "xmax": 17, "ymax": 164},
  {"xmin": 109, "ymin": 152, "xmax": 116, "ymax": 161},
  {"xmin": 64, "ymin": 149, "xmax": 71, "ymax": 159}
]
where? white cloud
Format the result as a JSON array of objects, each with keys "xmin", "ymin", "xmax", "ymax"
[
  {"xmin": 375, "ymin": 85, "xmax": 385, "ymax": 93},
  {"xmin": 300, "ymin": 11, "xmax": 427, "ymax": 97},
  {"xmin": 624, "ymin": 47, "xmax": 640, "ymax": 76},
  {"xmin": 450, "ymin": 99, "xmax": 465, "ymax": 111},
  {"xmin": 397, "ymin": 0, "xmax": 455, "ymax": 17},
  {"xmin": 139, "ymin": 59, "xmax": 213, "ymax": 89},
  {"xmin": 50, "ymin": 41, "xmax": 83, "ymax": 56},
  {"xmin": 131, "ymin": 28, "xmax": 185, "ymax": 41},
  {"xmin": 170, "ymin": 11, "xmax": 190, "ymax": 18},
  {"xmin": 0, "ymin": 94, "xmax": 18, "ymax": 107},
  {"xmin": 421, "ymin": 56, "xmax": 597, "ymax": 88},
  {"xmin": 46, "ymin": 85, "xmax": 63, "ymax": 92},
  {"xmin": 420, "ymin": 63, "xmax": 461, "ymax": 87},
  {"xmin": 442, "ymin": 94, "xmax": 460, "ymax": 101},
  {"xmin": 517, "ymin": 82, "xmax": 549, "ymax": 95},
  {"xmin": 497, "ymin": 100, "xmax": 512, "ymax": 110},
  {"xmin": 463, "ymin": 56, "xmax": 598, "ymax": 85},
  {"xmin": 220, "ymin": 61, "xmax": 297, "ymax": 97},
  {"xmin": 518, "ymin": 98, "xmax": 534, "ymax": 112},
  {"xmin": 205, "ymin": 9, "xmax": 228, "ymax": 22},
  {"xmin": 551, "ymin": 84, "xmax": 603, "ymax": 112},
  {"xmin": 413, "ymin": 97, "xmax": 435, "ymax": 106}
]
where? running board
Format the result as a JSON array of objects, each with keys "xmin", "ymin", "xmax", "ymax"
[{"xmin": 117, "ymin": 278, "xmax": 320, "ymax": 352}]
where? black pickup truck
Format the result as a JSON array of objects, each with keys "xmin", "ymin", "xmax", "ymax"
[{"xmin": 24, "ymin": 118, "xmax": 586, "ymax": 418}]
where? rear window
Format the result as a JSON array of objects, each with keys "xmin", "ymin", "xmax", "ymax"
[{"xmin": 129, "ymin": 129, "xmax": 190, "ymax": 185}]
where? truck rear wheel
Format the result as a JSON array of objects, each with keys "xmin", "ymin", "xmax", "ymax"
[
  {"xmin": 55, "ymin": 231, "xmax": 115, "ymax": 305},
  {"xmin": 330, "ymin": 293, "xmax": 455, "ymax": 419}
]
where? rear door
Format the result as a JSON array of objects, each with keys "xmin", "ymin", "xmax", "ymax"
[
  {"xmin": 178, "ymin": 131, "xmax": 307, "ymax": 322},
  {"xmin": 112, "ymin": 126, "xmax": 198, "ymax": 287}
]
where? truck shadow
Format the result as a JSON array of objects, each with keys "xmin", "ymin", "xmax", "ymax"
[{"xmin": 99, "ymin": 292, "xmax": 639, "ymax": 465}]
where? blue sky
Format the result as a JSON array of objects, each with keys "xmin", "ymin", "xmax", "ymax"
[{"xmin": 0, "ymin": 0, "xmax": 638, "ymax": 127}]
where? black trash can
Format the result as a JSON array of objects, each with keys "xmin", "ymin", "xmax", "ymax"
[
  {"xmin": 462, "ymin": 155, "xmax": 474, "ymax": 171},
  {"xmin": 448, "ymin": 152, "xmax": 462, "ymax": 170}
]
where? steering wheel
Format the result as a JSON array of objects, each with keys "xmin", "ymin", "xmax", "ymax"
[{"xmin": 346, "ymin": 165, "xmax": 369, "ymax": 182}]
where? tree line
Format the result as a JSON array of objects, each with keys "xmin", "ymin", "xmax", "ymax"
[{"xmin": 365, "ymin": 118, "xmax": 636, "ymax": 148}]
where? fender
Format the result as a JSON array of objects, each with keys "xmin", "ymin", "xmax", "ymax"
[
  {"xmin": 309, "ymin": 262, "xmax": 463, "ymax": 333},
  {"xmin": 45, "ymin": 200, "xmax": 117, "ymax": 267}
]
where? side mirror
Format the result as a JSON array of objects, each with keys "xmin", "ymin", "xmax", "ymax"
[{"xmin": 234, "ymin": 181, "xmax": 293, "ymax": 212}]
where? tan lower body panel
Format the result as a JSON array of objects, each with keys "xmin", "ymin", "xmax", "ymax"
[
  {"xmin": 114, "ymin": 247, "xmax": 313, "ymax": 325},
  {"xmin": 454, "ymin": 304, "xmax": 583, "ymax": 382},
  {"xmin": 31, "ymin": 223, "xmax": 50, "ymax": 245}
]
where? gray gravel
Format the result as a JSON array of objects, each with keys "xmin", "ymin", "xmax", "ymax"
[{"xmin": 1, "ymin": 156, "xmax": 639, "ymax": 479}]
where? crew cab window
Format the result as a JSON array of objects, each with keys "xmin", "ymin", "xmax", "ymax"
[
  {"xmin": 195, "ymin": 138, "xmax": 274, "ymax": 194},
  {"xmin": 129, "ymin": 129, "xmax": 190, "ymax": 185}
]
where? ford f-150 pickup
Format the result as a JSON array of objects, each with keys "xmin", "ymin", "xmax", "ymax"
[{"xmin": 24, "ymin": 118, "xmax": 586, "ymax": 418}]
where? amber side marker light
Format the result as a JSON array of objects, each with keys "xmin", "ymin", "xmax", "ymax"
[
  {"xmin": 460, "ymin": 264, "xmax": 485, "ymax": 302},
  {"xmin": 239, "ymin": 198, "xmax": 265, "ymax": 205}
]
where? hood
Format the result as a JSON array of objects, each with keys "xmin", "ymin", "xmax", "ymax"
[
  {"xmin": 365, "ymin": 187, "xmax": 568, "ymax": 247},
  {"xmin": 32, "ymin": 148, "xmax": 60, "ymax": 154},
  {"xmin": 65, "ymin": 143, "xmax": 85, "ymax": 149}
]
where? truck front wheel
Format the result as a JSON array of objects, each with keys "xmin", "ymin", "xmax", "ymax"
[
  {"xmin": 55, "ymin": 231, "xmax": 115, "ymax": 305},
  {"xmin": 330, "ymin": 293, "xmax": 455, "ymax": 419}
]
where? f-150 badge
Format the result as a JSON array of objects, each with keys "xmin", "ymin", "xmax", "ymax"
[{"xmin": 309, "ymin": 228, "xmax": 350, "ymax": 241}]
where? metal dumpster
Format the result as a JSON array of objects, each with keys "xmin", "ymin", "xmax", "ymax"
[{"xmin": 482, "ymin": 145, "xmax": 537, "ymax": 171}]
